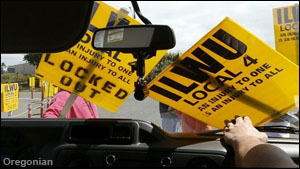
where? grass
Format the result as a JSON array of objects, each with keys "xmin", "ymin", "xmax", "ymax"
[{"xmin": 1, "ymin": 73, "xmax": 41, "ymax": 91}]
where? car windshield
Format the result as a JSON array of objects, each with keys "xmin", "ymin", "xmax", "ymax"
[{"xmin": 1, "ymin": 1, "xmax": 299, "ymax": 139}]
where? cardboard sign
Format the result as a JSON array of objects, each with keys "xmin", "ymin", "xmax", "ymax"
[
  {"xmin": 148, "ymin": 17, "xmax": 299, "ymax": 129},
  {"xmin": 273, "ymin": 4, "xmax": 299, "ymax": 65},
  {"xmin": 29, "ymin": 77, "xmax": 35, "ymax": 87},
  {"xmin": 1, "ymin": 83, "xmax": 19, "ymax": 112},
  {"xmin": 35, "ymin": 1, "xmax": 167, "ymax": 112}
]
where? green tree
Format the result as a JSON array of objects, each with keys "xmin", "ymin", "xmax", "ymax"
[
  {"xmin": 145, "ymin": 52, "xmax": 181, "ymax": 83},
  {"xmin": 23, "ymin": 53, "xmax": 42, "ymax": 67}
]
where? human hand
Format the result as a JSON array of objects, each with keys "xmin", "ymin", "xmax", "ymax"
[{"xmin": 223, "ymin": 116, "xmax": 268, "ymax": 148}]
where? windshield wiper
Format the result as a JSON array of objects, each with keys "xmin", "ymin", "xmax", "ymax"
[
  {"xmin": 255, "ymin": 126, "xmax": 299, "ymax": 134},
  {"xmin": 197, "ymin": 126, "xmax": 299, "ymax": 136}
]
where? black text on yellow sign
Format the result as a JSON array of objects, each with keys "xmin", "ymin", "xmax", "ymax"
[
  {"xmin": 38, "ymin": 54, "xmax": 130, "ymax": 99},
  {"xmin": 274, "ymin": 5, "xmax": 299, "ymax": 32},
  {"xmin": 35, "ymin": 1, "xmax": 166, "ymax": 112},
  {"xmin": 148, "ymin": 17, "xmax": 299, "ymax": 129},
  {"xmin": 1, "ymin": 83, "xmax": 19, "ymax": 112},
  {"xmin": 273, "ymin": 5, "xmax": 299, "ymax": 65}
]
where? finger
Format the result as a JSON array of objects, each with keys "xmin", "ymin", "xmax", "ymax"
[
  {"xmin": 234, "ymin": 115, "xmax": 241, "ymax": 119},
  {"xmin": 227, "ymin": 122, "xmax": 234, "ymax": 128},
  {"xmin": 234, "ymin": 115, "xmax": 241, "ymax": 123},
  {"xmin": 223, "ymin": 126, "xmax": 230, "ymax": 132},
  {"xmin": 261, "ymin": 132, "xmax": 268, "ymax": 142},
  {"xmin": 230, "ymin": 119, "xmax": 236, "ymax": 124},
  {"xmin": 243, "ymin": 116, "xmax": 252, "ymax": 125},
  {"xmin": 235, "ymin": 116, "xmax": 243, "ymax": 124},
  {"xmin": 224, "ymin": 119, "xmax": 230, "ymax": 125}
]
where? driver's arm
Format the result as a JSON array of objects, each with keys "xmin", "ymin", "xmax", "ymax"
[{"xmin": 223, "ymin": 116, "xmax": 298, "ymax": 168}]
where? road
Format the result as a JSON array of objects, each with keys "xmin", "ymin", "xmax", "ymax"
[{"xmin": 1, "ymin": 92, "xmax": 163, "ymax": 127}]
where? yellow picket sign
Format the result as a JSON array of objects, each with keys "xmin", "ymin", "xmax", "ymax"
[
  {"xmin": 148, "ymin": 17, "xmax": 299, "ymax": 129},
  {"xmin": 49, "ymin": 83, "xmax": 54, "ymax": 97},
  {"xmin": 1, "ymin": 83, "xmax": 19, "ymax": 112},
  {"xmin": 35, "ymin": 1, "xmax": 167, "ymax": 112},
  {"xmin": 1, "ymin": 85, "xmax": 4, "ymax": 112},
  {"xmin": 53, "ymin": 86, "xmax": 59, "ymax": 95},
  {"xmin": 43, "ymin": 81, "xmax": 57, "ymax": 98},
  {"xmin": 29, "ymin": 77, "xmax": 35, "ymax": 87},
  {"xmin": 43, "ymin": 82, "xmax": 54, "ymax": 98},
  {"xmin": 273, "ymin": 4, "xmax": 299, "ymax": 65},
  {"xmin": 43, "ymin": 82, "xmax": 49, "ymax": 98},
  {"xmin": 39, "ymin": 79, "xmax": 45, "ymax": 88}
]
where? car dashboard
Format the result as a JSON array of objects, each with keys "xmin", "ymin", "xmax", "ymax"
[{"xmin": 1, "ymin": 119, "xmax": 299, "ymax": 167}]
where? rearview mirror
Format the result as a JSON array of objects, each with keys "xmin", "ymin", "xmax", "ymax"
[{"xmin": 92, "ymin": 25, "xmax": 176, "ymax": 53}]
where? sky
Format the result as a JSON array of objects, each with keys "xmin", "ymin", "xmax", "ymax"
[{"xmin": 1, "ymin": 1, "xmax": 298, "ymax": 66}]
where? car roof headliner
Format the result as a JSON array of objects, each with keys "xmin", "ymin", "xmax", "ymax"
[{"xmin": 1, "ymin": 1, "xmax": 94, "ymax": 54}]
